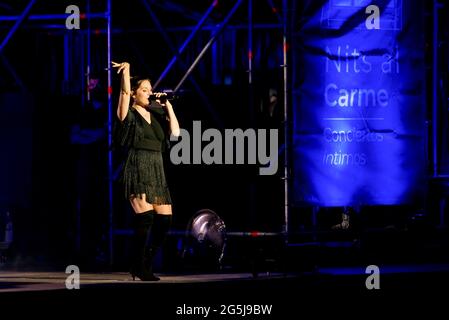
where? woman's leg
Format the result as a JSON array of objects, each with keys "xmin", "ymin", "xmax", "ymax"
[
  {"xmin": 129, "ymin": 194, "xmax": 159, "ymax": 281},
  {"xmin": 153, "ymin": 204, "xmax": 172, "ymax": 215},
  {"xmin": 149, "ymin": 204, "xmax": 173, "ymax": 272},
  {"xmin": 130, "ymin": 194, "xmax": 154, "ymax": 213},
  {"xmin": 153, "ymin": 205, "xmax": 173, "ymax": 247}
]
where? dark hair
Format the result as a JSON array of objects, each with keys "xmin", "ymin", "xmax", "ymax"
[{"xmin": 131, "ymin": 77, "xmax": 151, "ymax": 94}]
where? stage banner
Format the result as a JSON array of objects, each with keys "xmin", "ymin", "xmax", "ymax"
[{"xmin": 292, "ymin": 0, "xmax": 427, "ymax": 206}]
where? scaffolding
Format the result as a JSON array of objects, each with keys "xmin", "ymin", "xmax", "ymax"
[
  {"xmin": 0, "ymin": 0, "xmax": 114, "ymax": 263},
  {"xmin": 0, "ymin": 0, "xmax": 291, "ymax": 266},
  {"xmin": 2, "ymin": 0, "xmax": 447, "ymax": 268}
]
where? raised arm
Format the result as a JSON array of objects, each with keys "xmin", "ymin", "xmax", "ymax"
[{"xmin": 112, "ymin": 61, "xmax": 131, "ymax": 121}]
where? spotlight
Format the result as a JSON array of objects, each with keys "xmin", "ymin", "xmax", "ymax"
[{"xmin": 182, "ymin": 209, "xmax": 227, "ymax": 269}]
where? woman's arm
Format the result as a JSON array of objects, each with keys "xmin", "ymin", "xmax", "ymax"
[
  {"xmin": 163, "ymin": 100, "xmax": 180, "ymax": 137},
  {"xmin": 112, "ymin": 61, "xmax": 131, "ymax": 121}
]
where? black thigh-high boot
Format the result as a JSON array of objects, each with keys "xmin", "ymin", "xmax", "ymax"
[
  {"xmin": 130, "ymin": 210, "xmax": 159, "ymax": 281},
  {"xmin": 146, "ymin": 214, "xmax": 172, "ymax": 273}
]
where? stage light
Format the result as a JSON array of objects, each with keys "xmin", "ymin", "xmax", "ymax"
[{"xmin": 183, "ymin": 209, "xmax": 227, "ymax": 269}]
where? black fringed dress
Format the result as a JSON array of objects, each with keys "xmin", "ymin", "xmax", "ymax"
[{"xmin": 114, "ymin": 107, "xmax": 172, "ymax": 205}]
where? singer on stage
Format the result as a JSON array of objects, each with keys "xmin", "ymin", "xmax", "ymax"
[{"xmin": 112, "ymin": 61, "xmax": 180, "ymax": 281}]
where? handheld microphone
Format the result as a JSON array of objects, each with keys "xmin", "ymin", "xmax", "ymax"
[{"xmin": 149, "ymin": 91, "xmax": 176, "ymax": 103}]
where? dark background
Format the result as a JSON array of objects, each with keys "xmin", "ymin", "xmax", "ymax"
[
  {"xmin": 0, "ymin": 0, "xmax": 448, "ymax": 272},
  {"xmin": 0, "ymin": 0, "xmax": 287, "ymax": 270}
]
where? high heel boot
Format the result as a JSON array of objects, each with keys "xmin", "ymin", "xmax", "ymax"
[
  {"xmin": 144, "ymin": 214, "xmax": 172, "ymax": 277},
  {"xmin": 130, "ymin": 210, "xmax": 160, "ymax": 281},
  {"xmin": 142, "ymin": 247, "xmax": 160, "ymax": 281}
]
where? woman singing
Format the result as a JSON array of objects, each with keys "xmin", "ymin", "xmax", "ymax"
[{"xmin": 112, "ymin": 61, "xmax": 180, "ymax": 281}]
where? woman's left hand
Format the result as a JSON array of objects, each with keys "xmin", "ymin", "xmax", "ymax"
[{"xmin": 154, "ymin": 92, "xmax": 172, "ymax": 109}]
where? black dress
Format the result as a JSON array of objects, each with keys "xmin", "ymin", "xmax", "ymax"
[{"xmin": 114, "ymin": 107, "xmax": 172, "ymax": 205}]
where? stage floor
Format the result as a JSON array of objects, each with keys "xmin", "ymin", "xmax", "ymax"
[
  {"xmin": 0, "ymin": 270, "xmax": 291, "ymax": 292},
  {"xmin": 1, "ymin": 265, "xmax": 448, "ymax": 316},
  {"xmin": 1, "ymin": 263, "xmax": 448, "ymax": 293}
]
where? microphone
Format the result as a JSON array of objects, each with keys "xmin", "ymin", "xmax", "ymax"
[{"xmin": 149, "ymin": 91, "xmax": 176, "ymax": 103}]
